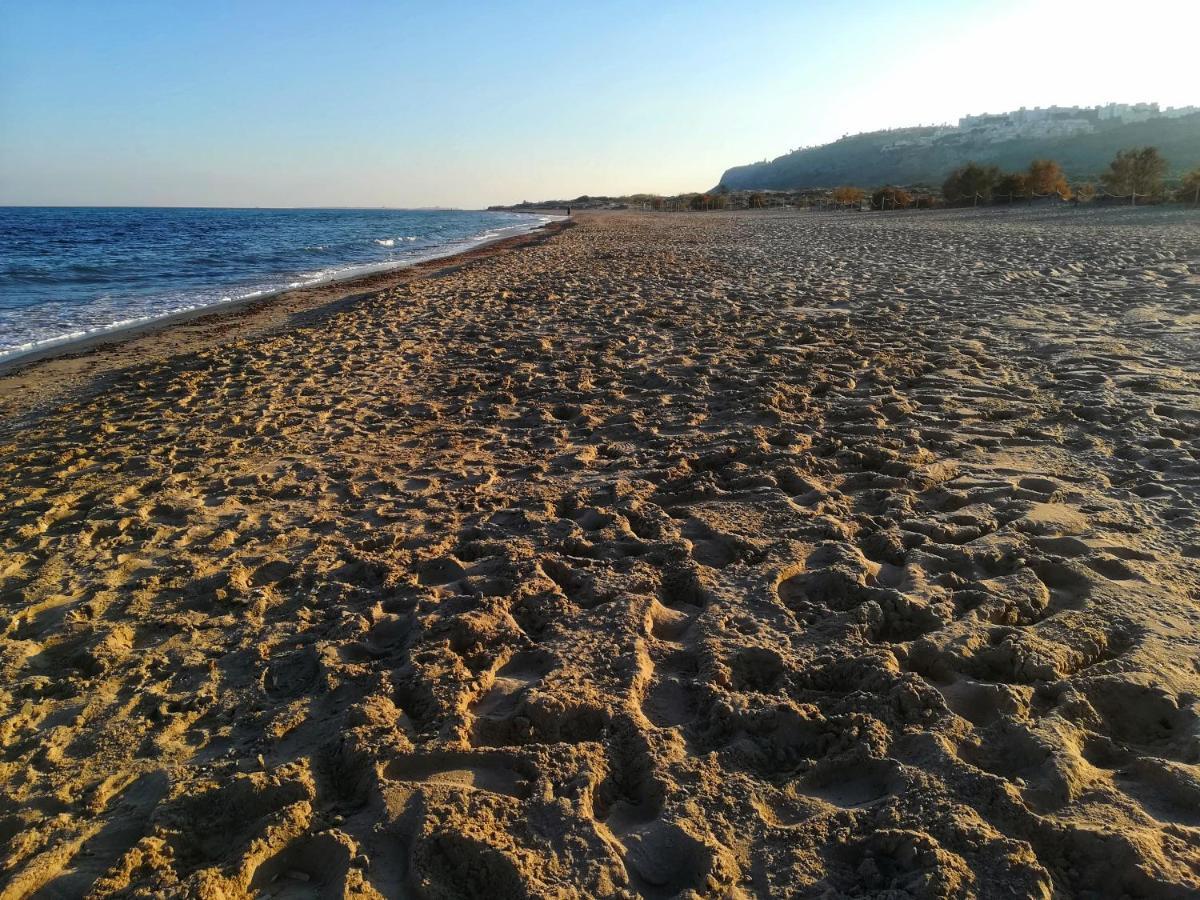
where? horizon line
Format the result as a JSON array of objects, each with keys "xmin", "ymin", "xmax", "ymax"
[{"xmin": 0, "ymin": 204, "xmax": 490, "ymax": 211}]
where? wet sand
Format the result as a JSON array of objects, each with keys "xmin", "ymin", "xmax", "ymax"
[
  {"xmin": 1, "ymin": 207, "xmax": 1198, "ymax": 897},
  {"xmin": 0, "ymin": 218, "xmax": 570, "ymax": 420}
]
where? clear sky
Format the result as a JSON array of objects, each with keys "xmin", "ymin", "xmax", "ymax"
[{"xmin": 2, "ymin": 0, "xmax": 1196, "ymax": 208}]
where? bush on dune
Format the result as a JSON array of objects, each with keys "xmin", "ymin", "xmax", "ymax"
[
  {"xmin": 942, "ymin": 162, "xmax": 1000, "ymax": 205},
  {"xmin": 1177, "ymin": 167, "xmax": 1200, "ymax": 205},
  {"xmin": 871, "ymin": 186, "xmax": 913, "ymax": 210},
  {"xmin": 832, "ymin": 186, "xmax": 865, "ymax": 207},
  {"xmin": 1102, "ymin": 146, "xmax": 1167, "ymax": 200}
]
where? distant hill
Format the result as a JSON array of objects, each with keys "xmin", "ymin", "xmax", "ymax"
[{"xmin": 718, "ymin": 113, "xmax": 1200, "ymax": 191}]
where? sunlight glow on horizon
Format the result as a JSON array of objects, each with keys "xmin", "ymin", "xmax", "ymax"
[{"xmin": 1, "ymin": 0, "xmax": 1197, "ymax": 207}]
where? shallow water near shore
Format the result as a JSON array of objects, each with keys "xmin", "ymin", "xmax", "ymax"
[{"xmin": 0, "ymin": 206, "xmax": 550, "ymax": 362}]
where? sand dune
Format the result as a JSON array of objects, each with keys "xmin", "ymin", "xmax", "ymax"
[{"xmin": 1, "ymin": 207, "xmax": 1198, "ymax": 897}]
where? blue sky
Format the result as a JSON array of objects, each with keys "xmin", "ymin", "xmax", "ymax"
[{"xmin": 2, "ymin": 0, "xmax": 1196, "ymax": 207}]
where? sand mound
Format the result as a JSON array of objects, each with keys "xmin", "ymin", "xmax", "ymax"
[{"xmin": 1, "ymin": 207, "xmax": 1198, "ymax": 897}]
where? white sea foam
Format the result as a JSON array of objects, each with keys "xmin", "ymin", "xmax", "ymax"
[{"xmin": 0, "ymin": 211, "xmax": 557, "ymax": 366}]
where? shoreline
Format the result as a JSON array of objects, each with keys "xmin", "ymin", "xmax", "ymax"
[
  {"xmin": 0, "ymin": 211, "xmax": 566, "ymax": 374},
  {"xmin": 0, "ymin": 212, "xmax": 564, "ymax": 370},
  {"xmin": 0, "ymin": 212, "xmax": 571, "ymax": 417}
]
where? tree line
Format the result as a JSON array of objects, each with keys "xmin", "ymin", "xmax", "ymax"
[
  {"xmin": 939, "ymin": 147, "xmax": 1198, "ymax": 206},
  {"xmin": 824, "ymin": 148, "xmax": 1200, "ymax": 210},
  {"xmin": 545, "ymin": 149, "xmax": 1200, "ymax": 213}
]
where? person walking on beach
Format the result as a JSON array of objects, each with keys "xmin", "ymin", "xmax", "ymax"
[{"xmin": 566, "ymin": 206, "xmax": 571, "ymax": 217}]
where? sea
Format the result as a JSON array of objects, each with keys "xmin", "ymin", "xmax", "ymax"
[{"xmin": 0, "ymin": 207, "xmax": 554, "ymax": 363}]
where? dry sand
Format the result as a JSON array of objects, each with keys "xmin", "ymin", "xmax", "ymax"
[{"xmin": 0, "ymin": 207, "xmax": 1198, "ymax": 898}]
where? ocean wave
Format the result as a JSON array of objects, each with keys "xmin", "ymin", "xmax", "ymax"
[{"xmin": 0, "ymin": 208, "xmax": 554, "ymax": 365}]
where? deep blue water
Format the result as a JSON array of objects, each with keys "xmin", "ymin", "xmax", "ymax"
[{"xmin": 0, "ymin": 207, "xmax": 552, "ymax": 362}]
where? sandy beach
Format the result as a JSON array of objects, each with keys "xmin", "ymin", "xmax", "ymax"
[{"xmin": 1, "ymin": 207, "xmax": 1199, "ymax": 897}]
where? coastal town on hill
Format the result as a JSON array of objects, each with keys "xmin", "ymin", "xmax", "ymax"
[{"xmin": 494, "ymin": 101, "xmax": 1200, "ymax": 213}]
